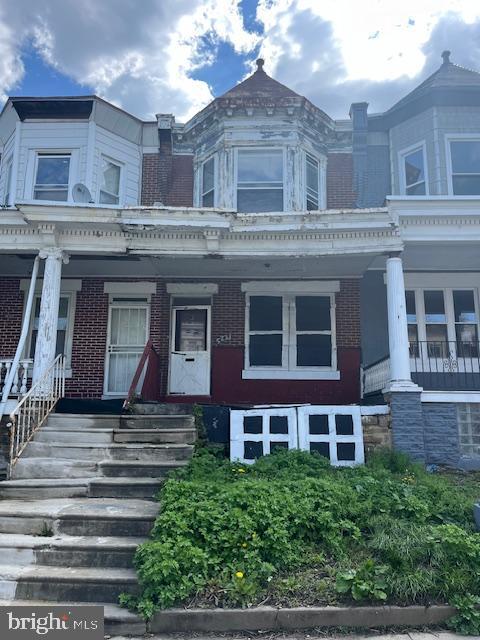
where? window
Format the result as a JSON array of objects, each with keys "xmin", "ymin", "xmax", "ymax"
[
  {"xmin": 450, "ymin": 140, "xmax": 480, "ymax": 195},
  {"xmin": 457, "ymin": 404, "xmax": 480, "ymax": 456},
  {"xmin": 237, "ymin": 149, "xmax": 283, "ymax": 213},
  {"xmin": 402, "ymin": 147, "xmax": 426, "ymax": 195},
  {"xmin": 405, "ymin": 288, "xmax": 479, "ymax": 358},
  {"xmin": 306, "ymin": 153, "xmax": 319, "ymax": 210},
  {"xmin": 34, "ymin": 154, "xmax": 70, "ymax": 201},
  {"xmin": 28, "ymin": 294, "xmax": 74, "ymax": 366},
  {"xmin": 3, "ymin": 158, "xmax": 12, "ymax": 206},
  {"xmin": 246, "ymin": 293, "xmax": 335, "ymax": 373},
  {"xmin": 201, "ymin": 157, "xmax": 214, "ymax": 207},
  {"xmin": 99, "ymin": 157, "xmax": 121, "ymax": 204}
]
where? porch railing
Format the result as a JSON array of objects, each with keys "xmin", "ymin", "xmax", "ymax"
[
  {"xmin": 0, "ymin": 359, "xmax": 32, "ymax": 397},
  {"xmin": 123, "ymin": 339, "xmax": 161, "ymax": 410},
  {"xmin": 362, "ymin": 340, "xmax": 480, "ymax": 395},
  {"xmin": 8, "ymin": 354, "xmax": 65, "ymax": 476},
  {"xmin": 410, "ymin": 341, "xmax": 480, "ymax": 391}
]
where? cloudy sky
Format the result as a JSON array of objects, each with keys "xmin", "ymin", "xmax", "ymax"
[{"xmin": 1, "ymin": 0, "xmax": 480, "ymax": 122}]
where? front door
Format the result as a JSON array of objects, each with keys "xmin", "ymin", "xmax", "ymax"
[
  {"xmin": 104, "ymin": 302, "xmax": 149, "ymax": 395},
  {"xmin": 169, "ymin": 306, "xmax": 211, "ymax": 395}
]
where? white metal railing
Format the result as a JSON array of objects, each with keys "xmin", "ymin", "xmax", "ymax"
[
  {"xmin": 8, "ymin": 354, "xmax": 65, "ymax": 475},
  {"xmin": 0, "ymin": 359, "xmax": 33, "ymax": 397},
  {"xmin": 362, "ymin": 356, "xmax": 390, "ymax": 396}
]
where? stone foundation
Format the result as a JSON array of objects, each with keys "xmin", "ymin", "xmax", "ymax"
[{"xmin": 361, "ymin": 411, "xmax": 392, "ymax": 455}]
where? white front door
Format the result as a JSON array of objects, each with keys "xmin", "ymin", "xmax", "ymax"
[
  {"xmin": 104, "ymin": 302, "xmax": 149, "ymax": 395},
  {"xmin": 169, "ymin": 306, "xmax": 211, "ymax": 395}
]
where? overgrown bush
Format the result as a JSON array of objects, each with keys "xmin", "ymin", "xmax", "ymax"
[{"xmin": 124, "ymin": 448, "xmax": 480, "ymax": 623}]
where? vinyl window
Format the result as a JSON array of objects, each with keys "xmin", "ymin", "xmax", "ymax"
[
  {"xmin": 99, "ymin": 157, "xmax": 121, "ymax": 204},
  {"xmin": 449, "ymin": 140, "xmax": 480, "ymax": 195},
  {"xmin": 34, "ymin": 153, "xmax": 71, "ymax": 201},
  {"xmin": 237, "ymin": 149, "xmax": 283, "ymax": 213}
]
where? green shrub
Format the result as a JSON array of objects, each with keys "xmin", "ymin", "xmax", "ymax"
[{"xmin": 128, "ymin": 448, "xmax": 480, "ymax": 617}]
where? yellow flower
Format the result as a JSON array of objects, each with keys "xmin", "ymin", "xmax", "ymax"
[
  {"xmin": 241, "ymin": 542, "xmax": 247, "ymax": 548},
  {"xmin": 235, "ymin": 571, "xmax": 244, "ymax": 579},
  {"xmin": 238, "ymin": 468, "xmax": 246, "ymax": 473}
]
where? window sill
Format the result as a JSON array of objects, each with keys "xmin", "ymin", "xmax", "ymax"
[{"xmin": 242, "ymin": 369, "xmax": 340, "ymax": 380}]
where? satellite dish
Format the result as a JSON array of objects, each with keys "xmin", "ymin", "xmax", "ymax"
[{"xmin": 72, "ymin": 183, "xmax": 93, "ymax": 203}]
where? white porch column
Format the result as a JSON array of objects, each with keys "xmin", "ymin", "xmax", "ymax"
[
  {"xmin": 385, "ymin": 255, "xmax": 420, "ymax": 391},
  {"xmin": 32, "ymin": 248, "xmax": 69, "ymax": 385}
]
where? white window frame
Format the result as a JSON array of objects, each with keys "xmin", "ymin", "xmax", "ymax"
[
  {"xmin": 445, "ymin": 134, "xmax": 480, "ymax": 196},
  {"xmin": 99, "ymin": 155, "xmax": 123, "ymax": 205},
  {"xmin": 25, "ymin": 148, "xmax": 79, "ymax": 203},
  {"xmin": 201, "ymin": 155, "xmax": 216, "ymax": 207},
  {"xmin": 305, "ymin": 151, "xmax": 320, "ymax": 210},
  {"xmin": 3, "ymin": 156, "xmax": 13, "ymax": 206},
  {"xmin": 24, "ymin": 291, "xmax": 77, "ymax": 377},
  {"xmin": 234, "ymin": 146, "xmax": 285, "ymax": 212},
  {"xmin": 398, "ymin": 141, "xmax": 429, "ymax": 196},
  {"xmin": 242, "ymin": 283, "xmax": 339, "ymax": 380}
]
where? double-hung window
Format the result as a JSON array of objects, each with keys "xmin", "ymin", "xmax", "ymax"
[
  {"xmin": 306, "ymin": 153, "xmax": 319, "ymax": 210},
  {"xmin": 244, "ymin": 290, "xmax": 337, "ymax": 378},
  {"xmin": 449, "ymin": 140, "xmax": 480, "ymax": 195},
  {"xmin": 401, "ymin": 146, "xmax": 427, "ymax": 195},
  {"xmin": 237, "ymin": 149, "xmax": 283, "ymax": 213},
  {"xmin": 201, "ymin": 156, "xmax": 215, "ymax": 206},
  {"xmin": 99, "ymin": 157, "xmax": 121, "ymax": 204},
  {"xmin": 34, "ymin": 153, "xmax": 71, "ymax": 201}
]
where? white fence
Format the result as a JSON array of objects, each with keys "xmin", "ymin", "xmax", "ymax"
[{"xmin": 231, "ymin": 405, "xmax": 364, "ymax": 467}]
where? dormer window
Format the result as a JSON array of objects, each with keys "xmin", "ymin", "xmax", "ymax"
[
  {"xmin": 34, "ymin": 153, "xmax": 70, "ymax": 201},
  {"xmin": 237, "ymin": 149, "xmax": 283, "ymax": 213},
  {"xmin": 202, "ymin": 157, "xmax": 215, "ymax": 206}
]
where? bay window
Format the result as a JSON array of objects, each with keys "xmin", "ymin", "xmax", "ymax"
[
  {"xmin": 306, "ymin": 153, "xmax": 319, "ymax": 210},
  {"xmin": 400, "ymin": 145, "xmax": 427, "ymax": 195},
  {"xmin": 449, "ymin": 140, "xmax": 480, "ymax": 195},
  {"xmin": 237, "ymin": 149, "xmax": 283, "ymax": 213},
  {"xmin": 34, "ymin": 153, "xmax": 71, "ymax": 201},
  {"xmin": 201, "ymin": 156, "xmax": 215, "ymax": 207},
  {"xmin": 243, "ymin": 285, "xmax": 338, "ymax": 379},
  {"xmin": 99, "ymin": 156, "xmax": 121, "ymax": 204}
]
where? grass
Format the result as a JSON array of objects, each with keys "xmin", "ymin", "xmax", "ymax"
[{"xmin": 122, "ymin": 447, "xmax": 480, "ymax": 624}]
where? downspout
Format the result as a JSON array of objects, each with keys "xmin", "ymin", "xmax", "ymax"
[{"xmin": 0, "ymin": 255, "xmax": 40, "ymax": 418}]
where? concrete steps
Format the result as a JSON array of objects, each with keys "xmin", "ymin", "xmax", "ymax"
[{"xmin": 0, "ymin": 408, "xmax": 195, "ymax": 622}]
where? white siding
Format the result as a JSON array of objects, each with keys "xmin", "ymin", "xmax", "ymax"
[
  {"xmin": 17, "ymin": 122, "xmax": 89, "ymax": 201},
  {"xmin": 0, "ymin": 131, "xmax": 15, "ymax": 203},
  {"xmin": 92, "ymin": 125, "xmax": 141, "ymax": 205}
]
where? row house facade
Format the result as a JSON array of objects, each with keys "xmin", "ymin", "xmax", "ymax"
[{"xmin": 0, "ymin": 52, "xmax": 479, "ymax": 469}]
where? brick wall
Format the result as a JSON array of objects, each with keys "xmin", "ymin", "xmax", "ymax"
[
  {"xmin": 326, "ymin": 153, "xmax": 356, "ymax": 209},
  {"xmin": 141, "ymin": 152, "xmax": 193, "ymax": 207},
  {"xmin": 65, "ymin": 280, "xmax": 108, "ymax": 398}
]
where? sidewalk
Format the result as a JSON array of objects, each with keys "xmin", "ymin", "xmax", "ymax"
[{"xmin": 108, "ymin": 632, "xmax": 477, "ymax": 640}]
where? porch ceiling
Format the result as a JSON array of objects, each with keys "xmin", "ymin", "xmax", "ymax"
[
  {"xmin": 0, "ymin": 253, "xmax": 381, "ymax": 279},
  {"xmin": 368, "ymin": 241, "xmax": 480, "ymax": 272}
]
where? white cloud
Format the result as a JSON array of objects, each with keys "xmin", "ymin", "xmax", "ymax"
[
  {"xmin": 0, "ymin": 0, "xmax": 479, "ymax": 120},
  {"xmin": 256, "ymin": 0, "xmax": 480, "ymax": 117}
]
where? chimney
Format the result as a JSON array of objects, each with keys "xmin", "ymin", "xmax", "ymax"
[{"xmin": 349, "ymin": 102, "xmax": 369, "ymax": 208}]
